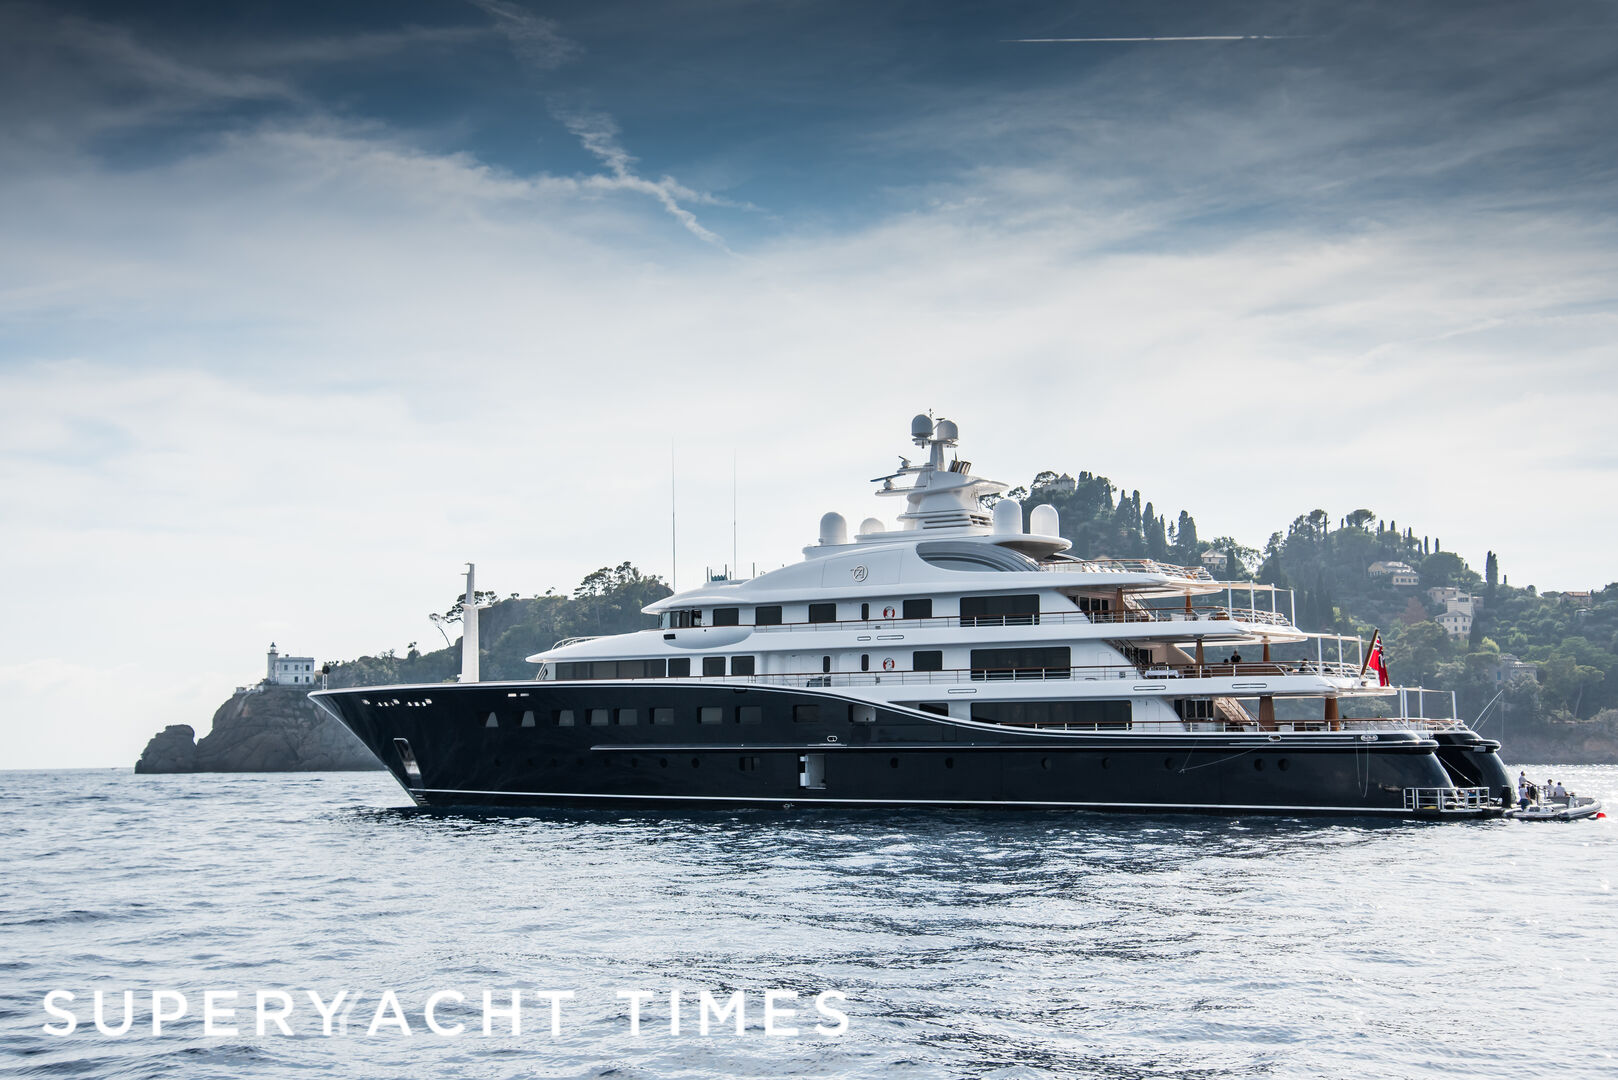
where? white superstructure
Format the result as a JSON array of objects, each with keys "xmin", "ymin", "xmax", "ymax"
[{"xmin": 530, "ymin": 415, "xmax": 1409, "ymax": 734}]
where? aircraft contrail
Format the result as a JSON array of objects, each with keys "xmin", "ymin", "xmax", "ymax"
[{"xmin": 1009, "ymin": 35, "xmax": 1308, "ymax": 43}]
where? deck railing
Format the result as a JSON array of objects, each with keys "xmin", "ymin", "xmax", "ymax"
[
  {"xmin": 743, "ymin": 606, "xmax": 1294, "ymax": 635},
  {"xmin": 1404, "ymin": 786, "xmax": 1493, "ymax": 811}
]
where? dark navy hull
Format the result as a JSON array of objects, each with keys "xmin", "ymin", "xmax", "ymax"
[{"xmin": 311, "ymin": 682, "xmax": 1509, "ymax": 818}]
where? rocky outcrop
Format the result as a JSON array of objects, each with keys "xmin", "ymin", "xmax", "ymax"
[{"xmin": 135, "ymin": 684, "xmax": 382, "ymax": 772}]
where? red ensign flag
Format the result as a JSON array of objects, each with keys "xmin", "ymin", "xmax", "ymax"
[{"xmin": 1364, "ymin": 631, "xmax": 1390, "ymax": 687}]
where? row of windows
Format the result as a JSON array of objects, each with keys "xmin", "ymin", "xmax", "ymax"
[
  {"xmin": 969, "ymin": 646, "xmax": 1071, "ymax": 679},
  {"xmin": 555, "ymin": 656, "xmax": 761, "ymax": 681},
  {"xmin": 970, "ymin": 700, "xmax": 1132, "ymax": 727},
  {"xmin": 667, "ymin": 595, "xmax": 1033, "ymax": 629},
  {"xmin": 559, "ymin": 652, "xmax": 953, "ymax": 680},
  {"xmin": 483, "ymin": 703, "xmax": 840, "ymax": 729}
]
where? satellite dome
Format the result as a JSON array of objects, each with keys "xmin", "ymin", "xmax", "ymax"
[
  {"xmin": 819, "ymin": 512, "xmax": 849, "ymax": 546},
  {"xmin": 935, "ymin": 419, "xmax": 959, "ymax": 444},
  {"xmin": 1030, "ymin": 503, "xmax": 1060, "ymax": 537},
  {"xmin": 859, "ymin": 517, "xmax": 886, "ymax": 535},
  {"xmin": 911, "ymin": 414, "xmax": 934, "ymax": 440},
  {"xmin": 992, "ymin": 497, "xmax": 1023, "ymax": 535}
]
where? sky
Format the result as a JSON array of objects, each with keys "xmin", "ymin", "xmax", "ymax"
[{"xmin": 3, "ymin": 0, "xmax": 1616, "ymax": 768}]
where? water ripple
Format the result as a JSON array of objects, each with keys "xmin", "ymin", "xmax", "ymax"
[{"xmin": 1, "ymin": 767, "xmax": 1615, "ymax": 1078}]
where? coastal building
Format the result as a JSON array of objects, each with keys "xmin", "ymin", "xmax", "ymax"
[
  {"xmin": 1200, "ymin": 550, "xmax": 1229, "ymax": 572},
  {"xmin": 1369, "ymin": 561, "xmax": 1418, "ymax": 586},
  {"xmin": 1436, "ymin": 607, "xmax": 1473, "ymax": 639},
  {"xmin": 267, "ymin": 643, "xmax": 318, "ymax": 685},
  {"xmin": 1491, "ymin": 653, "xmax": 1539, "ymax": 686},
  {"xmin": 1427, "ymin": 588, "xmax": 1479, "ymax": 617}
]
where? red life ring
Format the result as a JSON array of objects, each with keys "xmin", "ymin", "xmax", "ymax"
[
  {"xmin": 882, "ymin": 606, "xmax": 896, "ymax": 619},
  {"xmin": 882, "ymin": 658, "xmax": 895, "ymax": 670}
]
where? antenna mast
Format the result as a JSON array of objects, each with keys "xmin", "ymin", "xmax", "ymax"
[
  {"xmin": 670, "ymin": 443, "xmax": 678, "ymax": 593},
  {"xmin": 732, "ymin": 450, "xmax": 738, "ymax": 580}
]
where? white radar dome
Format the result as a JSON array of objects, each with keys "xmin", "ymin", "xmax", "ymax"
[
  {"xmin": 992, "ymin": 497, "xmax": 1023, "ymax": 535},
  {"xmin": 935, "ymin": 418, "xmax": 959, "ymax": 444},
  {"xmin": 819, "ymin": 512, "xmax": 849, "ymax": 546},
  {"xmin": 911, "ymin": 414, "xmax": 934, "ymax": 440},
  {"xmin": 1030, "ymin": 503, "xmax": 1060, "ymax": 537},
  {"xmin": 859, "ymin": 517, "xmax": 886, "ymax": 535}
]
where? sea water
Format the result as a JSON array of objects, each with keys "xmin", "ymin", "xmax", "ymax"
[{"xmin": 2, "ymin": 766, "xmax": 1615, "ymax": 1079}]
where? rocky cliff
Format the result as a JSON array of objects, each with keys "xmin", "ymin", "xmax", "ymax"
[{"xmin": 135, "ymin": 684, "xmax": 382, "ymax": 773}]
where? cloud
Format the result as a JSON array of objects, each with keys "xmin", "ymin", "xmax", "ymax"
[
  {"xmin": 465, "ymin": 0, "xmax": 580, "ymax": 70},
  {"xmin": 553, "ymin": 107, "xmax": 735, "ymax": 249}
]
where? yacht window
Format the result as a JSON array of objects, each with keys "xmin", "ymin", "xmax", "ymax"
[
  {"xmin": 521, "ymin": 710, "xmax": 536, "ymax": 727},
  {"xmin": 918, "ymin": 702, "xmax": 948, "ymax": 717},
  {"xmin": 861, "ymin": 654, "xmax": 870, "ymax": 672},
  {"xmin": 1176, "ymin": 699, "xmax": 1215, "ymax": 720},
  {"xmin": 731, "ymin": 655, "xmax": 756, "ymax": 676},
  {"xmin": 960, "ymin": 594, "xmax": 1040, "ymax": 627},
  {"xmin": 793, "ymin": 704, "xmax": 819, "ymax": 723},
  {"xmin": 618, "ymin": 659, "xmax": 646, "ymax": 679},
  {"xmin": 1077, "ymin": 596, "xmax": 1112, "ymax": 615},
  {"xmin": 971, "ymin": 700, "xmax": 1130, "ymax": 728},
  {"xmin": 738, "ymin": 706, "xmax": 763, "ymax": 724},
  {"xmin": 555, "ymin": 709, "xmax": 575, "ymax": 727},
  {"xmin": 702, "ymin": 656, "xmax": 726, "ymax": 677},
  {"xmin": 616, "ymin": 708, "xmax": 638, "ymax": 726},
  {"xmin": 808, "ymin": 602, "xmax": 837, "ymax": 624},
  {"xmin": 969, "ymin": 646, "xmax": 1071, "ymax": 680},
  {"xmin": 913, "ymin": 650, "xmax": 944, "ymax": 672},
  {"xmin": 755, "ymin": 605, "xmax": 783, "ymax": 626},
  {"xmin": 588, "ymin": 708, "xmax": 610, "ymax": 726},
  {"xmin": 699, "ymin": 707, "xmax": 722, "ymax": 725},
  {"xmin": 903, "ymin": 598, "xmax": 933, "ymax": 619},
  {"xmin": 822, "ymin": 656, "xmax": 831, "ymax": 673},
  {"xmin": 670, "ymin": 609, "xmax": 703, "ymax": 628},
  {"xmin": 861, "ymin": 603, "xmax": 870, "ymax": 620},
  {"xmin": 653, "ymin": 707, "xmax": 675, "ymax": 725},
  {"xmin": 645, "ymin": 658, "xmax": 667, "ymax": 678},
  {"xmin": 485, "ymin": 712, "xmax": 498, "ymax": 728},
  {"xmin": 713, "ymin": 607, "xmax": 740, "ymax": 627},
  {"xmin": 591, "ymin": 661, "xmax": 618, "ymax": 679},
  {"xmin": 669, "ymin": 658, "xmax": 691, "ymax": 678}
]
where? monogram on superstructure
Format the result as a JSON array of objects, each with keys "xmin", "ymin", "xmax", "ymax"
[{"xmin": 313, "ymin": 414, "xmax": 1515, "ymax": 817}]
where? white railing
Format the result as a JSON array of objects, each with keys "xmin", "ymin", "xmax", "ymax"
[
  {"xmin": 746, "ymin": 606, "xmax": 1294, "ymax": 634},
  {"xmin": 1404, "ymin": 786, "xmax": 1493, "ymax": 811}
]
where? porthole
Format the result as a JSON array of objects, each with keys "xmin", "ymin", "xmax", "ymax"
[
  {"xmin": 1278, "ymin": 758, "xmax": 1290, "ymax": 771},
  {"xmin": 1040, "ymin": 757, "xmax": 1051, "ymax": 770},
  {"xmin": 659, "ymin": 757, "xmax": 669, "ymax": 768},
  {"xmin": 944, "ymin": 757, "xmax": 955, "ymax": 769},
  {"xmin": 1254, "ymin": 758, "xmax": 1265, "ymax": 771},
  {"xmin": 526, "ymin": 757, "xmax": 535, "ymax": 768},
  {"xmin": 890, "ymin": 757, "xmax": 900, "ymax": 768},
  {"xmin": 691, "ymin": 757, "xmax": 701, "ymax": 768},
  {"xmin": 1164, "ymin": 757, "xmax": 1175, "ymax": 770},
  {"xmin": 630, "ymin": 757, "xmax": 639, "ymax": 768}
]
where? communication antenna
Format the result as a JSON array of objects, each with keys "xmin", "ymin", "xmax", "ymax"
[
  {"xmin": 671, "ymin": 442, "xmax": 678, "ymax": 593},
  {"xmin": 732, "ymin": 450, "xmax": 739, "ymax": 580}
]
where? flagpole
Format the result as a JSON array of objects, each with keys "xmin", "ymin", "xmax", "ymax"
[{"xmin": 1359, "ymin": 628, "xmax": 1380, "ymax": 678}]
